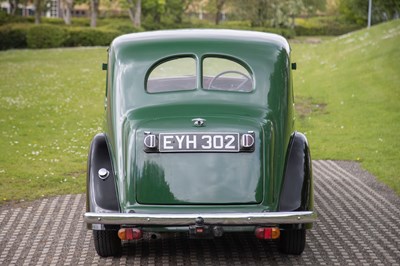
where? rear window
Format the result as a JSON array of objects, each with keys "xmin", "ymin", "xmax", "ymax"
[
  {"xmin": 146, "ymin": 56, "xmax": 253, "ymax": 93},
  {"xmin": 147, "ymin": 57, "xmax": 196, "ymax": 93},
  {"xmin": 202, "ymin": 57, "xmax": 253, "ymax": 92}
]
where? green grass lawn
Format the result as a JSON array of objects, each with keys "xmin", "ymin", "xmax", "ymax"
[
  {"xmin": 0, "ymin": 47, "xmax": 107, "ymax": 202},
  {"xmin": 291, "ymin": 19, "xmax": 400, "ymax": 194},
  {"xmin": 0, "ymin": 20, "xmax": 399, "ymax": 204}
]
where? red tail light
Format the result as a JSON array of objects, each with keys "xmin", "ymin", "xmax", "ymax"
[
  {"xmin": 255, "ymin": 227, "xmax": 280, "ymax": 240},
  {"xmin": 118, "ymin": 228, "xmax": 142, "ymax": 240}
]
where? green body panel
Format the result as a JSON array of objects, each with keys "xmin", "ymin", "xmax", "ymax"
[
  {"xmin": 130, "ymin": 105, "xmax": 270, "ymax": 205},
  {"xmin": 104, "ymin": 30, "xmax": 294, "ymax": 213}
]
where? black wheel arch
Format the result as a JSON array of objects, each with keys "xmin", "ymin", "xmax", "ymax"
[
  {"xmin": 87, "ymin": 133, "xmax": 120, "ymax": 216},
  {"xmin": 278, "ymin": 131, "xmax": 313, "ymax": 212}
]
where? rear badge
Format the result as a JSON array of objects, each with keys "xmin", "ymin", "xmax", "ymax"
[{"xmin": 192, "ymin": 118, "xmax": 206, "ymax": 127}]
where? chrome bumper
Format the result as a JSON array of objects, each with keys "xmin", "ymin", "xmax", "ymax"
[{"xmin": 84, "ymin": 211, "xmax": 317, "ymax": 226}]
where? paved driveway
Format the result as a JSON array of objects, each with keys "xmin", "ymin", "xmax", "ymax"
[{"xmin": 0, "ymin": 160, "xmax": 399, "ymax": 265}]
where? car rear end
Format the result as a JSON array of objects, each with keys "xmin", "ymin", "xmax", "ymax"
[{"xmin": 85, "ymin": 29, "xmax": 316, "ymax": 257}]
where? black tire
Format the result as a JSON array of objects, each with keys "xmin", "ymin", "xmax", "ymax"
[
  {"xmin": 93, "ymin": 230, "xmax": 122, "ymax": 257},
  {"xmin": 279, "ymin": 229, "xmax": 306, "ymax": 255}
]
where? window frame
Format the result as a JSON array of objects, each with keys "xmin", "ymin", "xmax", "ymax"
[{"xmin": 145, "ymin": 54, "xmax": 255, "ymax": 94}]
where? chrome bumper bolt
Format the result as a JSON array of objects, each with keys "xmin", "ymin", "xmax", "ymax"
[{"xmin": 98, "ymin": 168, "xmax": 110, "ymax": 180}]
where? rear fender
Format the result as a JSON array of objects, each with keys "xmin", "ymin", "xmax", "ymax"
[
  {"xmin": 87, "ymin": 133, "xmax": 120, "ymax": 227},
  {"xmin": 278, "ymin": 132, "xmax": 313, "ymax": 212}
]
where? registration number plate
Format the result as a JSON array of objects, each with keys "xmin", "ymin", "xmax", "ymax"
[{"xmin": 159, "ymin": 133, "xmax": 240, "ymax": 152}]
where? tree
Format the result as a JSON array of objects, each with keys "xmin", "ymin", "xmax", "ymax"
[
  {"xmin": 230, "ymin": 0, "xmax": 304, "ymax": 28},
  {"xmin": 204, "ymin": 0, "xmax": 227, "ymax": 25},
  {"xmin": 34, "ymin": 0, "xmax": 42, "ymax": 24},
  {"xmin": 373, "ymin": 0, "xmax": 400, "ymax": 21},
  {"xmin": 340, "ymin": 0, "xmax": 400, "ymax": 25},
  {"xmin": 303, "ymin": 0, "xmax": 326, "ymax": 15},
  {"xmin": 340, "ymin": 0, "xmax": 368, "ymax": 24},
  {"xmin": 142, "ymin": 0, "xmax": 166, "ymax": 25},
  {"xmin": 8, "ymin": 0, "xmax": 19, "ymax": 15},
  {"xmin": 164, "ymin": 0, "xmax": 192, "ymax": 24},
  {"xmin": 215, "ymin": 0, "xmax": 226, "ymax": 25},
  {"xmin": 286, "ymin": 0, "xmax": 305, "ymax": 28},
  {"xmin": 126, "ymin": 0, "xmax": 142, "ymax": 27},
  {"xmin": 123, "ymin": 0, "xmax": 193, "ymax": 29},
  {"xmin": 90, "ymin": 0, "xmax": 100, "ymax": 27},
  {"xmin": 61, "ymin": 0, "xmax": 74, "ymax": 25}
]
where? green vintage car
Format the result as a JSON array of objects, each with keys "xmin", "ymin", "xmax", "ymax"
[{"xmin": 84, "ymin": 29, "xmax": 316, "ymax": 257}]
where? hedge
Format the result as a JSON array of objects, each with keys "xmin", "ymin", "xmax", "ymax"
[
  {"xmin": 294, "ymin": 16, "xmax": 362, "ymax": 36},
  {"xmin": 63, "ymin": 28, "xmax": 120, "ymax": 47},
  {"xmin": 0, "ymin": 23, "xmax": 295, "ymax": 50},
  {"xmin": 27, "ymin": 24, "xmax": 68, "ymax": 49},
  {"xmin": 0, "ymin": 24, "xmax": 123, "ymax": 50},
  {"xmin": 0, "ymin": 17, "xmax": 361, "ymax": 50},
  {"xmin": 0, "ymin": 24, "xmax": 31, "ymax": 50},
  {"xmin": 294, "ymin": 24, "xmax": 361, "ymax": 36}
]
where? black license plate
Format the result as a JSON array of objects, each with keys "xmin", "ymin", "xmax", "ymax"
[{"xmin": 159, "ymin": 133, "xmax": 239, "ymax": 152}]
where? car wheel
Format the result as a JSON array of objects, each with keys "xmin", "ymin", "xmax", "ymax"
[
  {"xmin": 279, "ymin": 229, "xmax": 306, "ymax": 255},
  {"xmin": 93, "ymin": 230, "xmax": 122, "ymax": 257}
]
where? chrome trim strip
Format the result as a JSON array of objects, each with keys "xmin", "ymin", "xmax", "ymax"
[{"xmin": 84, "ymin": 211, "xmax": 317, "ymax": 226}]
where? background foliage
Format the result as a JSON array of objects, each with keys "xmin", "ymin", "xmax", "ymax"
[
  {"xmin": 2, "ymin": 0, "xmax": 389, "ymax": 50},
  {"xmin": 340, "ymin": 0, "xmax": 400, "ymax": 25}
]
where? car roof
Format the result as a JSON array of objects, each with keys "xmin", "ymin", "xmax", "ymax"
[{"xmin": 111, "ymin": 29, "xmax": 290, "ymax": 54}]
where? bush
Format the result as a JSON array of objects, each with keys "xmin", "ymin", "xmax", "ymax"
[
  {"xmin": 218, "ymin": 20, "xmax": 252, "ymax": 28},
  {"xmin": 64, "ymin": 27, "xmax": 121, "ymax": 47},
  {"xmin": 0, "ymin": 10, "xmax": 10, "ymax": 25},
  {"xmin": 294, "ymin": 24, "xmax": 361, "ymax": 36},
  {"xmin": 254, "ymin": 28, "xmax": 296, "ymax": 39},
  {"xmin": 98, "ymin": 18, "xmax": 142, "ymax": 34},
  {"xmin": 0, "ymin": 11, "xmax": 34, "ymax": 25},
  {"xmin": 27, "ymin": 25, "xmax": 68, "ymax": 48},
  {"xmin": 150, "ymin": 18, "xmax": 296, "ymax": 39},
  {"xmin": 294, "ymin": 16, "xmax": 362, "ymax": 36},
  {"xmin": 0, "ymin": 24, "xmax": 31, "ymax": 50},
  {"xmin": 0, "ymin": 23, "xmax": 122, "ymax": 50}
]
